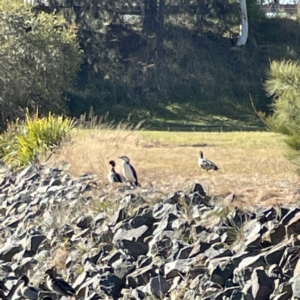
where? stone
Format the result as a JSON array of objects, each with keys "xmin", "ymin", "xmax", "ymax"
[
  {"xmin": 148, "ymin": 276, "xmax": 170, "ymax": 299},
  {"xmin": 189, "ymin": 240, "xmax": 211, "ymax": 258},
  {"xmin": 208, "ymin": 257, "xmax": 235, "ymax": 286},
  {"xmin": 113, "ymin": 225, "xmax": 149, "ymax": 244},
  {"xmin": 191, "ymin": 183, "xmax": 206, "ymax": 197},
  {"xmin": 165, "ymin": 259, "xmax": 192, "ymax": 278},
  {"xmin": 116, "ymin": 240, "xmax": 148, "ymax": 259},
  {"xmin": 264, "ymin": 244, "xmax": 287, "ymax": 265},
  {"xmin": 25, "ymin": 234, "xmax": 46, "ymax": 253},
  {"xmin": 286, "ymin": 212, "xmax": 300, "ymax": 238},
  {"xmin": 0, "ymin": 241, "xmax": 22, "ymax": 262},
  {"xmin": 251, "ymin": 268, "xmax": 274, "ymax": 300},
  {"xmin": 113, "ymin": 259, "xmax": 136, "ymax": 280},
  {"xmin": 280, "ymin": 208, "xmax": 300, "ymax": 226},
  {"xmin": 76, "ymin": 215, "xmax": 93, "ymax": 228},
  {"xmin": 126, "ymin": 264, "xmax": 158, "ymax": 288}
]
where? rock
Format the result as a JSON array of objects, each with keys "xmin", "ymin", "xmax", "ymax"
[
  {"xmin": 208, "ymin": 257, "xmax": 235, "ymax": 286},
  {"xmin": 190, "ymin": 183, "xmax": 206, "ymax": 197},
  {"xmin": 165, "ymin": 259, "xmax": 192, "ymax": 278},
  {"xmin": 113, "ymin": 225, "xmax": 150, "ymax": 244},
  {"xmin": 251, "ymin": 268, "xmax": 274, "ymax": 300},
  {"xmin": 189, "ymin": 240, "xmax": 211, "ymax": 258},
  {"xmin": 116, "ymin": 240, "xmax": 148, "ymax": 259},
  {"xmin": 126, "ymin": 264, "xmax": 159, "ymax": 288},
  {"xmin": 97, "ymin": 272, "xmax": 124, "ymax": 299},
  {"xmin": 281, "ymin": 208, "xmax": 300, "ymax": 226},
  {"xmin": 291, "ymin": 274, "xmax": 300, "ymax": 298},
  {"xmin": 25, "ymin": 233, "xmax": 46, "ymax": 253},
  {"xmin": 113, "ymin": 259, "xmax": 136, "ymax": 280},
  {"xmin": 76, "ymin": 215, "xmax": 93, "ymax": 228},
  {"xmin": 0, "ymin": 240, "xmax": 22, "ymax": 261},
  {"xmin": 286, "ymin": 212, "xmax": 300, "ymax": 238},
  {"xmin": 148, "ymin": 276, "xmax": 170, "ymax": 299},
  {"xmin": 264, "ymin": 244, "xmax": 287, "ymax": 265}
]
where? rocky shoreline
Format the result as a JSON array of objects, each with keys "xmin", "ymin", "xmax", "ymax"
[{"xmin": 0, "ymin": 164, "xmax": 300, "ymax": 299}]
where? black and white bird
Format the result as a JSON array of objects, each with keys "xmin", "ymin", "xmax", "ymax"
[
  {"xmin": 119, "ymin": 155, "xmax": 140, "ymax": 187},
  {"xmin": 45, "ymin": 268, "xmax": 76, "ymax": 298},
  {"xmin": 198, "ymin": 151, "xmax": 219, "ymax": 172},
  {"xmin": 108, "ymin": 160, "xmax": 123, "ymax": 184},
  {"xmin": 14, "ymin": 275, "xmax": 42, "ymax": 300}
]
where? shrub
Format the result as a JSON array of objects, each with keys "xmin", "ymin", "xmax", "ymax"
[
  {"xmin": 264, "ymin": 60, "xmax": 300, "ymax": 165},
  {"xmin": 0, "ymin": 110, "xmax": 75, "ymax": 169},
  {"xmin": 0, "ymin": 0, "xmax": 83, "ymax": 131}
]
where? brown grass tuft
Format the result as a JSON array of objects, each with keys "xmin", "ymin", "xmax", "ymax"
[{"xmin": 51, "ymin": 245, "xmax": 70, "ymax": 272}]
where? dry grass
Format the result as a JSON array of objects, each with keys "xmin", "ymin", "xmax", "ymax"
[{"xmin": 47, "ymin": 129, "xmax": 300, "ymax": 208}]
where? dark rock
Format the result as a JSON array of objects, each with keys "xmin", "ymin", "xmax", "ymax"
[
  {"xmin": 116, "ymin": 240, "xmax": 148, "ymax": 259},
  {"xmin": 76, "ymin": 215, "xmax": 93, "ymax": 228},
  {"xmin": 98, "ymin": 272, "xmax": 124, "ymax": 299},
  {"xmin": 251, "ymin": 268, "xmax": 274, "ymax": 300},
  {"xmin": 208, "ymin": 257, "xmax": 235, "ymax": 286},
  {"xmin": 25, "ymin": 233, "xmax": 46, "ymax": 252},
  {"xmin": 189, "ymin": 240, "xmax": 211, "ymax": 258},
  {"xmin": 126, "ymin": 264, "xmax": 158, "ymax": 288},
  {"xmin": 280, "ymin": 208, "xmax": 300, "ymax": 226},
  {"xmin": 272, "ymin": 292, "xmax": 290, "ymax": 300},
  {"xmin": 286, "ymin": 212, "xmax": 300, "ymax": 238},
  {"xmin": 148, "ymin": 276, "xmax": 170, "ymax": 299},
  {"xmin": 191, "ymin": 183, "xmax": 206, "ymax": 197},
  {"xmin": 264, "ymin": 244, "xmax": 287, "ymax": 265},
  {"xmin": 177, "ymin": 245, "xmax": 193, "ymax": 259},
  {"xmin": 269, "ymin": 223, "xmax": 286, "ymax": 245},
  {"xmin": 0, "ymin": 241, "xmax": 22, "ymax": 262}
]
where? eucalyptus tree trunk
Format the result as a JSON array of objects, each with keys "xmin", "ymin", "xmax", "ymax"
[{"xmin": 237, "ymin": 0, "xmax": 248, "ymax": 46}]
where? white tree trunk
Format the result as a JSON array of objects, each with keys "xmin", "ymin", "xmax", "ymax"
[{"xmin": 237, "ymin": 0, "xmax": 248, "ymax": 46}]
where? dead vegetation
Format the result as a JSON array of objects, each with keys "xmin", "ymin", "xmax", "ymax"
[{"xmin": 46, "ymin": 129, "xmax": 299, "ymax": 208}]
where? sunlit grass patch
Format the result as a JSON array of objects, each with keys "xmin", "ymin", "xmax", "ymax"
[{"xmin": 47, "ymin": 129, "xmax": 299, "ymax": 208}]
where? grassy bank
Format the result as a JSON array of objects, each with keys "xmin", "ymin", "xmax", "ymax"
[{"xmin": 48, "ymin": 130, "xmax": 299, "ymax": 208}]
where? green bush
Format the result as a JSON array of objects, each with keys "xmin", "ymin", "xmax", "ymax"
[
  {"xmin": 0, "ymin": 0, "xmax": 83, "ymax": 131},
  {"xmin": 0, "ymin": 110, "xmax": 75, "ymax": 169},
  {"xmin": 264, "ymin": 60, "xmax": 300, "ymax": 164}
]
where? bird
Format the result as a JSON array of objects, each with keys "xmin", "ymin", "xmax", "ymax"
[
  {"xmin": 45, "ymin": 268, "xmax": 76, "ymax": 297},
  {"xmin": 14, "ymin": 275, "xmax": 42, "ymax": 300},
  {"xmin": 107, "ymin": 160, "xmax": 123, "ymax": 184},
  {"xmin": 119, "ymin": 155, "xmax": 140, "ymax": 187},
  {"xmin": 198, "ymin": 151, "xmax": 219, "ymax": 172}
]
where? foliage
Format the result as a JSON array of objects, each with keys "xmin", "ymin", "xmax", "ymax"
[
  {"xmin": 264, "ymin": 60, "xmax": 300, "ymax": 163},
  {"xmin": 0, "ymin": 0, "xmax": 83, "ymax": 131},
  {"xmin": 0, "ymin": 110, "xmax": 74, "ymax": 169}
]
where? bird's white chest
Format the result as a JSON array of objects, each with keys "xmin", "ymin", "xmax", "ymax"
[{"xmin": 122, "ymin": 163, "xmax": 135, "ymax": 181}]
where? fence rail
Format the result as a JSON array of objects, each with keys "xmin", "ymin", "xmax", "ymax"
[{"xmin": 259, "ymin": 4, "xmax": 299, "ymax": 14}]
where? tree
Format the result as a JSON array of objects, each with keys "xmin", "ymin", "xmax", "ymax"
[
  {"xmin": 0, "ymin": 0, "xmax": 83, "ymax": 131},
  {"xmin": 264, "ymin": 60, "xmax": 300, "ymax": 164}
]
